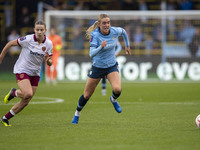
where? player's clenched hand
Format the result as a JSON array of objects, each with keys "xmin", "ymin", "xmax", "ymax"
[
  {"xmin": 125, "ymin": 46, "xmax": 131, "ymax": 56},
  {"xmin": 44, "ymin": 52, "xmax": 49, "ymax": 61},
  {"xmin": 101, "ymin": 41, "xmax": 107, "ymax": 48},
  {"xmin": 44, "ymin": 52, "xmax": 52, "ymax": 66}
]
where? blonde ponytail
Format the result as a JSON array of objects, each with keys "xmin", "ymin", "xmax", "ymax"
[
  {"xmin": 86, "ymin": 21, "xmax": 99, "ymax": 40},
  {"xmin": 85, "ymin": 14, "xmax": 109, "ymax": 40}
]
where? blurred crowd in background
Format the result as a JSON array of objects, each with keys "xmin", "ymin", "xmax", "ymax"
[{"xmin": 1, "ymin": 0, "xmax": 200, "ymax": 57}]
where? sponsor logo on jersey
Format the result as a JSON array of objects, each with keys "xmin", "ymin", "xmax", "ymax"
[
  {"xmin": 20, "ymin": 36, "xmax": 26, "ymax": 41},
  {"xmin": 104, "ymin": 43, "xmax": 115, "ymax": 49},
  {"xmin": 30, "ymin": 50, "xmax": 44, "ymax": 57},
  {"xmin": 42, "ymin": 47, "xmax": 46, "ymax": 51}
]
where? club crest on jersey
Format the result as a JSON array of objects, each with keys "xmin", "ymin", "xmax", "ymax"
[
  {"xmin": 42, "ymin": 47, "xmax": 46, "ymax": 51},
  {"xmin": 20, "ymin": 73, "xmax": 24, "ymax": 79},
  {"xmin": 90, "ymin": 36, "xmax": 93, "ymax": 42},
  {"xmin": 20, "ymin": 36, "xmax": 26, "ymax": 41},
  {"xmin": 112, "ymin": 37, "xmax": 116, "ymax": 40}
]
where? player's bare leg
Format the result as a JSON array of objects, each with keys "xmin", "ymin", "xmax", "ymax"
[
  {"xmin": 1, "ymin": 79, "xmax": 37, "ymax": 126},
  {"xmin": 84, "ymin": 77, "xmax": 101, "ymax": 99},
  {"xmin": 12, "ymin": 79, "xmax": 37, "ymax": 114}
]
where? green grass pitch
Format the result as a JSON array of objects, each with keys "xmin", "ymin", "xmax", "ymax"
[{"xmin": 0, "ymin": 80, "xmax": 200, "ymax": 150}]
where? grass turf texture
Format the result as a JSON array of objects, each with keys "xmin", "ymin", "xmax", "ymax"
[{"xmin": 0, "ymin": 81, "xmax": 200, "ymax": 150}]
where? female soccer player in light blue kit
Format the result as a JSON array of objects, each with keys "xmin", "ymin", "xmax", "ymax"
[{"xmin": 72, "ymin": 14, "xmax": 131, "ymax": 124}]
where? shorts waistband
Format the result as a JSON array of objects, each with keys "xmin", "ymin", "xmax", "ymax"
[{"xmin": 92, "ymin": 62, "xmax": 118, "ymax": 70}]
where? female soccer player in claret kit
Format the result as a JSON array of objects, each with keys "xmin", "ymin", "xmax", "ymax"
[
  {"xmin": 71, "ymin": 14, "xmax": 131, "ymax": 124},
  {"xmin": 0, "ymin": 20, "xmax": 53, "ymax": 126}
]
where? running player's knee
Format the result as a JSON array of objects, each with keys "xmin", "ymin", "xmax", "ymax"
[
  {"xmin": 83, "ymin": 90, "xmax": 93, "ymax": 99},
  {"xmin": 23, "ymin": 92, "xmax": 33, "ymax": 100},
  {"xmin": 113, "ymin": 87, "xmax": 121, "ymax": 95},
  {"xmin": 83, "ymin": 94, "xmax": 91, "ymax": 100}
]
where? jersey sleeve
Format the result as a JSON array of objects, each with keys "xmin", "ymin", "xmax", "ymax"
[
  {"xmin": 48, "ymin": 41, "xmax": 53, "ymax": 56},
  {"xmin": 90, "ymin": 32, "xmax": 98, "ymax": 48},
  {"xmin": 89, "ymin": 33, "xmax": 102, "ymax": 58},
  {"xmin": 115, "ymin": 40, "xmax": 122, "ymax": 54},
  {"xmin": 17, "ymin": 35, "xmax": 29, "ymax": 47},
  {"xmin": 115, "ymin": 27, "xmax": 130, "ymax": 47}
]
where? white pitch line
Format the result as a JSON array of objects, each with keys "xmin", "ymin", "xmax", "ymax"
[
  {"xmin": 0, "ymin": 96, "xmax": 64, "ymax": 105},
  {"xmin": 1, "ymin": 97, "xmax": 199, "ymax": 106},
  {"xmin": 89, "ymin": 101, "xmax": 200, "ymax": 105}
]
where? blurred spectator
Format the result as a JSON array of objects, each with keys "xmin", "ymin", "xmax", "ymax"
[
  {"xmin": 144, "ymin": 34, "xmax": 154, "ymax": 56},
  {"xmin": 155, "ymin": 27, "xmax": 163, "ymax": 42},
  {"xmin": 178, "ymin": 0, "xmax": 193, "ymax": 10},
  {"xmin": 138, "ymin": 0, "xmax": 149, "ymax": 22},
  {"xmin": 87, "ymin": 0, "xmax": 100, "ymax": 10},
  {"xmin": 138, "ymin": 0, "xmax": 149, "ymax": 10},
  {"xmin": 74, "ymin": 0, "xmax": 88, "ymax": 10},
  {"xmin": 56, "ymin": 0, "xmax": 75, "ymax": 10},
  {"xmin": 18, "ymin": 6, "xmax": 32, "ymax": 28},
  {"xmin": 167, "ymin": 0, "xmax": 178, "ymax": 10},
  {"xmin": 165, "ymin": 0, "xmax": 177, "ymax": 42},
  {"xmin": 121, "ymin": 0, "xmax": 138, "ymax": 10},
  {"xmin": 67, "ymin": 0, "xmax": 76, "ymax": 9},
  {"xmin": 153, "ymin": 21, "xmax": 162, "ymax": 50},
  {"xmin": 179, "ymin": 20, "xmax": 195, "ymax": 45},
  {"xmin": 188, "ymin": 28, "xmax": 200, "ymax": 57},
  {"xmin": 5, "ymin": 1, "xmax": 12, "ymax": 28},
  {"xmin": 167, "ymin": 17, "xmax": 177, "ymax": 41},
  {"xmin": 72, "ymin": 19, "xmax": 84, "ymax": 51},
  {"xmin": 133, "ymin": 26, "xmax": 144, "ymax": 46},
  {"xmin": 153, "ymin": 19, "xmax": 162, "ymax": 42},
  {"xmin": 107, "ymin": 0, "xmax": 121, "ymax": 10},
  {"xmin": 45, "ymin": 0, "xmax": 59, "ymax": 8},
  {"xmin": 7, "ymin": 29, "xmax": 20, "ymax": 56},
  {"xmin": 59, "ymin": 2, "xmax": 69, "ymax": 10}
]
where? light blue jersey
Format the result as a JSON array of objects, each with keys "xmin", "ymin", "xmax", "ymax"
[
  {"xmin": 89, "ymin": 27, "xmax": 129, "ymax": 68},
  {"xmin": 115, "ymin": 40, "xmax": 122, "ymax": 54}
]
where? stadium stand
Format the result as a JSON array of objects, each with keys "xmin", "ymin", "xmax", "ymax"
[{"xmin": 1, "ymin": 0, "xmax": 200, "ymax": 55}]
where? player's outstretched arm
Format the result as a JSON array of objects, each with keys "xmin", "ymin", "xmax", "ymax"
[{"xmin": 0, "ymin": 39, "xmax": 18, "ymax": 64}]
